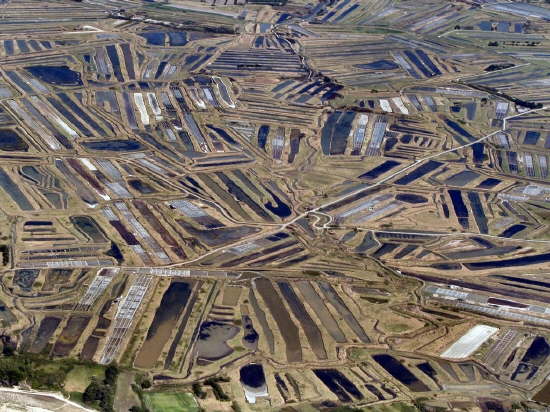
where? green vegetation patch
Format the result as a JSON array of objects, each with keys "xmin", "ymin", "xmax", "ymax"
[
  {"xmin": 0, "ymin": 354, "xmax": 102, "ymax": 391},
  {"xmin": 363, "ymin": 402, "xmax": 420, "ymax": 412},
  {"xmin": 347, "ymin": 347, "xmax": 371, "ymax": 361},
  {"xmin": 65, "ymin": 364, "xmax": 105, "ymax": 392},
  {"xmin": 384, "ymin": 323, "xmax": 411, "ymax": 333},
  {"xmin": 82, "ymin": 364, "xmax": 119, "ymax": 412},
  {"xmin": 143, "ymin": 392, "xmax": 199, "ymax": 412}
]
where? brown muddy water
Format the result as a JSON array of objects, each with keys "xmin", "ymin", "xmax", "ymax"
[
  {"xmin": 196, "ymin": 321, "xmax": 239, "ymax": 364},
  {"xmin": 29, "ymin": 316, "xmax": 61, "ymax": 353},
  {"xmin": 297, "ymin": 281, "xmax": 346, "ymax": 343},
  {"xmin": 52, "ymin": 315, "xmax": 91, "ymax": 356},
  {"xmin": 255, "ymin": 278, "xmax": 302, "ymax": 363},
  {"xmin": 134, "ymin": 281, "xmax": 193, "ymax": 369}
]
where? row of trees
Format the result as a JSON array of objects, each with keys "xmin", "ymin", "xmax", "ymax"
[
  {"xmin": 0, "ymin": 353, "xmax": 71, "ymax": 391},
  {"xmin": 82, "ymin": 364, "xmax": 119, "ymax": 412}
]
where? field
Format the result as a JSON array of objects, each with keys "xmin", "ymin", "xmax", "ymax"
[
  {"xmin": 143, "ymin": 392, "xmax": 199, "ymax": 412},
  {"xmin": 363, "ymin": 402, "xmax": 420, "ymax": 412},
  {"xmin": 64, "ymin": 364, "xmax": 105, "ymax": 392},
  {"xmin": 114, "ymin": 371, "xmax": 141, "ymax": 412}
]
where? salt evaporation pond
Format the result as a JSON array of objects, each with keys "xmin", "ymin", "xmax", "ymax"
[
  {"xmin": 26, "ymin": 65, "xmax": 82, "ymax": 86},
  {"xmin": 0, "ymin": 129, "xmax": 28, "ymax": 151}
]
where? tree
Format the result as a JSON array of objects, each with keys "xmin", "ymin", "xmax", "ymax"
[
  {"xmin": 0, "ymin": 358, "xmax": 29, "ymax": 386},
  {"xmin": 83, "ymin": 379, "xmax": 101, "ymax": 404},
  {"xmin": 83, "ymin": 377, "xmax": 115, "ymax": 412},
  {"xmin": 192, "ymin": 382, "xmax": 207, "ymax": 399},
  {"xmin": 2, "ymin": 345, "xmax": 14, "ymax": 357},
  {"xmin": 104, "ymin": 364, "xmax": 119, "ymax": 386}
]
